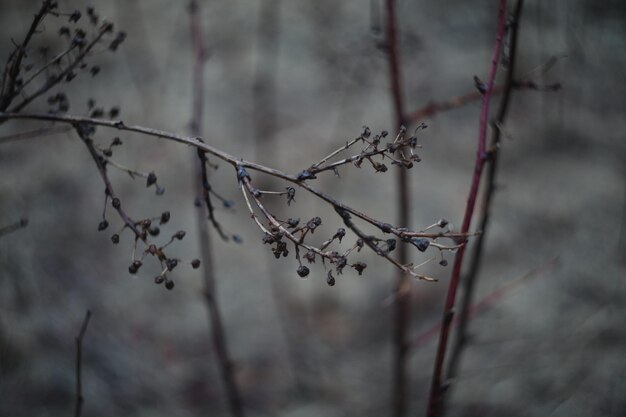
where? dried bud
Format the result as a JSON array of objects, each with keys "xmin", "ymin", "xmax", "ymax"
[
  {"xmin": 146, "ymin": 172, "xmax": 157, "ymax": 187},
  {"xmin": 111, "ymin": 197, "xmax": 121, "ymax": 209},
  {"xmin": 381, "ymin": 223, "xmax": 393, "ymax": 233},
  {"xmin": 333, "ymin": 228, "xmax": 346, "ymax": 243},
  {"xmin": 166, "ymin": 258, "xmax": 178, "ymax": 271},
  {"xmin": 69, "ymin": 10, "xmax": 81, "ymax": 23},
  {"xmin": 304, "ymin": 250, "xmax": 316, "ymax": 263},
  {"xmin": 148, "ymin": 244, "xmax": 157, "ymax": 255},
  {"xmin": 154, "ymin": 275, "xmax": 165, "ymax": 284},
  {"xmin": 59, "ymin": 26, "xmax": 70, "ymax": 37},
  {"xmin": 191, "ymin": 259, "xmax": 201, "ymax": 269},
  {"xmin": 173, "ymin": 231, "xmax": 186, "ymax": 240},
  {"xmin": 111, "ymin": 137, "xmax": 122, "ymax": 146},
  {"xmin": 297, "ymin": 265, "xmax": 310, "ymax": 278},
  {"xmin": 326, "ymin": 270, "xmax": 336, "ymax": 287},
  {"xmin": 362, "ymin": 126, "xmax": 371, "ymax": 138},
  {"xmin": 352, "ymin": 262, "xmax": 367, "ymax": 275},
  {"xmin": 413, "ymin": 238, "xmax": 430, "ymax": 252},
  {"xmin": 439, "ymin": 259, "xmax": 448, "ymax": 267},
  {"xmin": 90, "ymin": 66, "xmax": 100, "ymax": 77},
  {"xmin": 160, "ymin": 211, "xmax": 170, "ymax": 224},
  {"xmin": 128, "ymin": 260, "xmax": 142, "ymax": 274},
  {"xmin": 286, "ymin": 187, "xmax": 296, "ymax": 205},
  {"xmin": 287, "ymin": 218, "xmax": 300, "ymax": 228},
  {"xmin": 165, "ymin": 280, "xmax": 175, "ymax": 290},
  {"xmin": 386, "ymin": 239, "xmax": 397, "ymax": 253},
  {"xmin": 148, "ymin": 226, "xmax": 160, "ymax": 236},
  {"xmin": 97, "ymin": 220, "xmax": 108, "ymax": 231},
  {"xmin": 437, "ymin": 219, "xmax": 449, "ymax": 228},
  {"xmin": 109, "ymin": 107, "xmax": 119, "ymax": 118},
  {"xmin": 102, "ymin": 149, "xmax": 112, "ymax": 157},
  {"xmin": 111, "ymin": 234, "xmax": 120, "ymax": 244}
]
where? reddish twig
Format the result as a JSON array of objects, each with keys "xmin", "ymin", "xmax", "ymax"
[
  {"xmin": 411, "ymin": 256, "xmax": 558, "ymax": 348},
  {"xmin": 189, "ymin": 2, "xmax": 245, "ymax": 416},
  {"xmin": 384, "ymin": 0, "xmax": 412, "ymax": 415},
  {"xmin": 444, "ymin": 0, "xmax": 528, "ymax": 408},
  {"xmin": 405, "ymin": 80, "xmax": 561, "ymax": 123},
  {"xmin": 426, "ymin": 1, "xmax": 508, "ymax": 416}
]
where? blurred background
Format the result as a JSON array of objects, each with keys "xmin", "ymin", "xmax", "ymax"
[{"xmin": 0, "ymin": 0, "xmax": 625, "ymax": 416}]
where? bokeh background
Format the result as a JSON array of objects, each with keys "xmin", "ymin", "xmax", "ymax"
[{"xmin": 1, "ymin": 0, "xmax": 625, "ymax": 416}]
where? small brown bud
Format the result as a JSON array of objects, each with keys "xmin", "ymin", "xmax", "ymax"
[{"xmin": 191, "ymin": 259, "xmax": 201, "ymax": 269}]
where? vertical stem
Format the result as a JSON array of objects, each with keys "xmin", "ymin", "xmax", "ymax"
[
  {"xmin": 189, "ymin": 2, "xmax": 245, "ymax": 416},
  {"xmin": 384, "ymin": 1, "xmax": 410, "ymax": 416},
  {"xmin": 426, "ymin": 2, "xmax": 507, "ymax": 416},
  {"xmin": 74, "ymin": 310, "xmax": 91, "ymax": 417},
  {"xmin": 445, "ymin": 0, "xmax": 525, "ymax": 400}
]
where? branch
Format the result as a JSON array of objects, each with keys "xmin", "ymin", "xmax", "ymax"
[
  {"xmin": 426, "ymin": 1, "xmax": 508, "ymax": 416},
  {"xmin": 0, "ymin": 217, "xmax": 28, "ymax": 237},
  {"xmin": 74, "ymin": 310, "xmax": 91, "ymax": 417}
]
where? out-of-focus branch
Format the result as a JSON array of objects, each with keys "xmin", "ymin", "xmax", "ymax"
[
  {"xmin": 188, "ymin": 2, "xmax": 245, "ymax": 416},
  {"xmin": 426, "ymin": 1, "xmax": 508, "ymax": 416},
  {"xmin": 0, "ymin": 217, "xmax": 29, "ymax": 238},
  {"xmin": 74, "ymin": 310, "xmax": 91, "ymax": 417}
]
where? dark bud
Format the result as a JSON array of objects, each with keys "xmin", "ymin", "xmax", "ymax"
[
  {"xmin": 109, "ymin": 31, "xmax": 127, "ymax": 51},
  {"xmin": 90, "ymin": 107, "xmax": 104, "ymax": 118},
  {"xmin": 146, "ymin": 172, "xmax": 157, "ymax": 187},
  {"xmin": 306, "ymin": 217, "xmax": 322, "ymax": 233},
  {"xmin": 111, "ymin": 197, "xmax": 121, "ymax": 209},
  {"xmin": 437, "ymin": 218, "xmax": 449, "ymax": 228},
  {"xmin": 59, "ymin": 26, "xmax": 71, "ymax": 37},
  {"xmin": 111, "ymin": 234, "xmax": 120, "ymax": 244},
  {"xmin": 191, "ymin": 259, "xmax": 201, "ymax": 269},
  {"xmin": 87, "ymin": 98, "xmax": 95, "ymax": 109},
  {"xmin": 297, "ymin": 170, "xmax": 316, "ymax": 181},
  {"xmin": 326, "ymin": 270, "xmax": 336, "ymax": 287},
  {"xmin": 373, "ymin": 161, "xmax": 388, "ymax": 173},
  {"xmin": 362, "ymin": 126, "xmax": 371, "ymax": 138},
  {"xmin": 236, "ymin": 165, "xmax": 251, "ymax": 184},
  {"xmin": 173, "ymin": 231, "xmax": 186, "ymax": 240},
  {"xmin": 223, "ymin": 200, "xmax": 234, "ymax": 208},
  {"xmin": 439, "ymin": 259, "xmax": 448, "ymax": 267},
  {"xmin": 386, "ymin": 239, "xmax": 397, "ymax": 253},
  {"xmin": 102, "ymin": 149, "xmax": 112, "ymax": 157},
  {"xmin": 69, "ymin": 10, "xmax": 81, "ymax": 23},
  {"xmin": 413, "ymin": 238, "xmax": 430, "ymax": 252},
  {"xmin": 65, "ymin": 71, "xmax": 76, "ymax": 82},
  {"xmin": 232, "ymin": 234, "xmax": 243, "ymax": 244},
  {"xmin": 165, "ymin": 280, "xmax": 175, "ymax": 290},
  {"xmin": 111, "ymin": 137, "xmax": 122, "ymax": 146},
  {"xmin": 148, "ymin": 244, "xmax": 157, "ymax": 255},
  {"xmin": 148, "ymin": 226, "xmax": 160, "ymax": 236},
  {"xmin": 160, "ymin": 211, "xmax": 170, "ymax": 224},
  {"xmin": 109, "ymin": 107, "xmax": 120, "ymax": 118},
  {"xmin": 194, "ymin": 197, "xmax": 202, "ymax": 207},
  {"xmin": 473, "ymin": 75, "xmax": 487, "ymax": 94},
  {"xmin": 356, "ymin": 239, "xmax": 364, "ymax": 250},
  {"xmin": 286, "ymin": 187, "xmax": 296, "ymax": 205},
  {"xmin": 90, "ymin": 66, "xmax": 100, "ymax": 77},
  {"xmin": 98, "ymin": 220, "xmax": 108, "ymax": 231},
  {"xmin": 353, "ymin": 262, "xmax": 367, "ymax": 276},
  {"xmin": 287, "ymin": 218, "xmax": 300, "ymax": 228},
  {"xmin": 333, "ymin": 228, "xmax": 346, "ymax": 243},
  {"xmin": 399, "ymin": 125, "xmax": 407, "ymax": 134},
  {"xmin": 166, "ymin": 258, "xmax": 178, "ymax": 271},
  {"xmin": 128, "ymin": 260, "xmax": 142, "ymax": 274},
  {"xmin": 381, "ymin": 130, "xmax": 388, "ymax": 138},
  {"xmin": 381, "ymin": 223, "xmax": 393, "ymax": 233},
  {"xmin": 154, "ymin": 275, "xmax": 165, "ymax": 284},
  {"xmin": 297, "ymin": 265, "xmax": 310, "ymax": 278},
  {"xmin": 155, "ymin": 185, "xmax": 165, "ymax": 195},
  {"xmin": 304, "ymin": 250, "xmax": 316, "ymax": 263}
]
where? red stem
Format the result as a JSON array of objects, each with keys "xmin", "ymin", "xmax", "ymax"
[
  {"xmin": 385, "ymin": 1, "xmax": 411, "ymax": 416},
  {"xmin": 426, "ymin": 1, "xmax": 508, "ymax": 416}
]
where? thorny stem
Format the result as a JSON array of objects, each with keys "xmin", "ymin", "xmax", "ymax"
[
  {"xmin": 426, "ymin": 1, "xmax": 508, "ymax": 416},
  {"xmin": 188, "ymin": 2, "xmax": 245, "ymax": 416},
  {"xmin": 74, "ymin": 310, "xmax": 91, "ymax": 417},
  {"xmin": 444, "ymin": 0, "xmax": 526, "ymax": 408}
]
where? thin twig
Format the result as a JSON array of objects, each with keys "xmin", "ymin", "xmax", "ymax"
[
  {"xmin": 426, "ymin": 2, "xmax": 508, "ymax": 416},
  {"xmin": 189, "ymin": 2, "xmax": 245, "ymax": 416},
  {"xmin": 0, "ymin": 125, "xmax": 71, "ymax": 144},
  {"xmin": 444, "ymin": 0, "xmax": 527, "ymax": 407},
  {"xmin": 0, "ymin": 217, "xmax": 28, "ymax": 237},
  {"xmin": 74, "ymin": 310, "xmax": 92, "ymax": 417}
]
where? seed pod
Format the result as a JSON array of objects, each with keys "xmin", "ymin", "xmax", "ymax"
[{"xmin": 297, "ymin": 265, "xmax": 310, "ymax": 278}]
